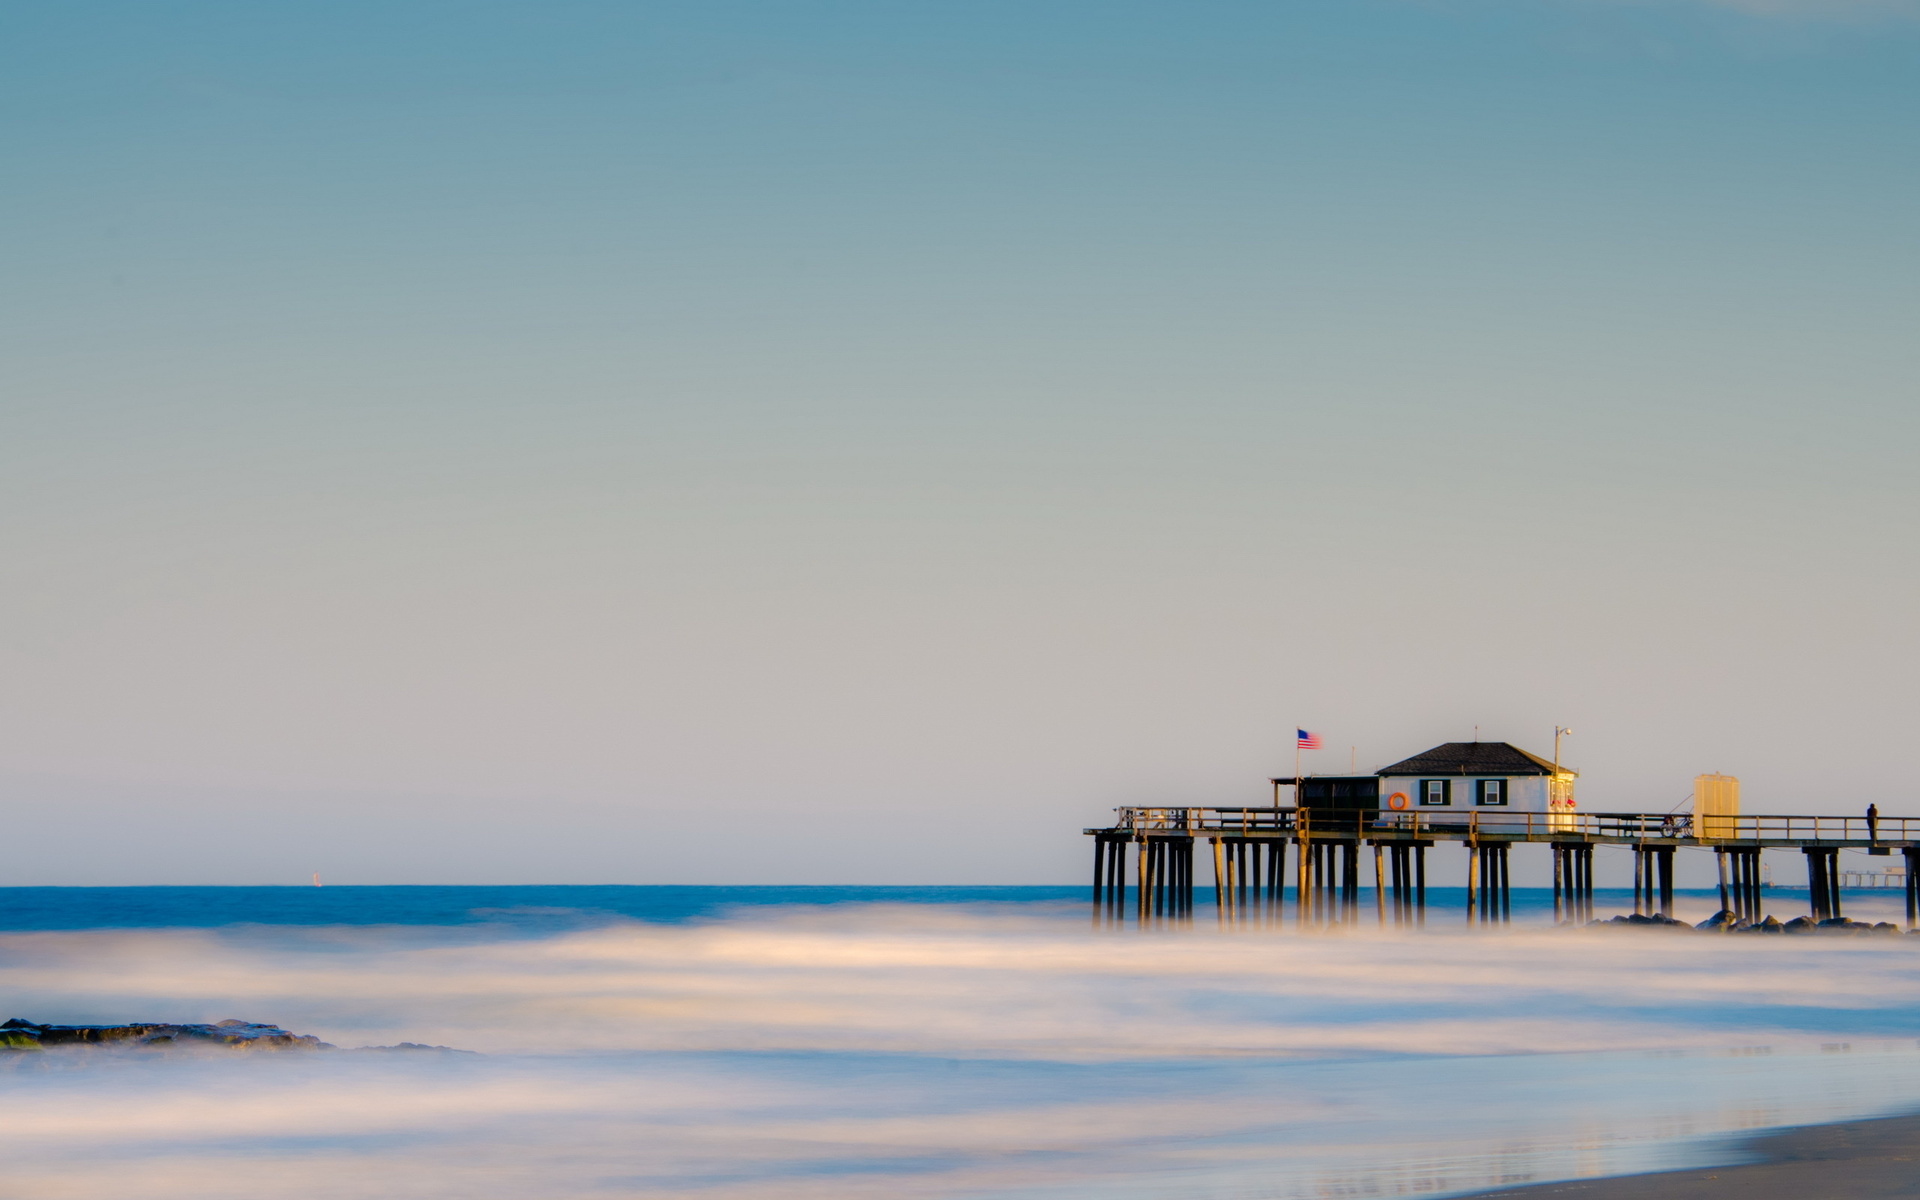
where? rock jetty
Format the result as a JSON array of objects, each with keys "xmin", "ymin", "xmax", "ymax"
[
  {"xmin": 1590, "ymin": 912, "xmax": 1910, "ymax": 935},
  {"xmin": 0, "ymin": 1018, "xmax": 332, "ymax": 1051}
]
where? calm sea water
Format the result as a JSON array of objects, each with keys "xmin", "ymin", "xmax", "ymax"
[
  {"xmin": 0, "ymin": 884, "xmax": 1790, "ymax": 931},
  {"xmin": 0, "ymin": 884, "xmax": 1086, "ymax": 931},
  {"xmin": 2, "ymin": 885, "xmax": 1917, "ymax": 1200}
]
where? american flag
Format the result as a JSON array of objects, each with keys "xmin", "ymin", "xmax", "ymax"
[{"xmin": 1297, "ymin": 729, "xmax": 1322, "ymax": 750}]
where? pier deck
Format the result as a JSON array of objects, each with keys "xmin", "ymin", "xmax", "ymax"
[
  {"xmin": 1085, "ymin": 807, "xmax": 1919, "ymax": 929},
  {"xmin": 1089, "ymin": 807, "xmax": 1912, "ymax": 849}
]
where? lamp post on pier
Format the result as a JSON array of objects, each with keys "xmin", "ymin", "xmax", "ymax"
[{"xmin": 1551, "ymin": 726, "xmax": 1573, "ymax": 819}]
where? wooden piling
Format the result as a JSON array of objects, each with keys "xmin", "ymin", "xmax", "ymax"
[
  {"xmin": 1342, "ymin": 841, "xmax": 1360, "ymax": 925},
  {"xmin": 1330, "ymin": 842, "xmax": 1343, "ymax": 925},
  {"xmin": 1807, "ymin": 847, "xmax": 1823, "ymax": 922},
  {"xmin": 1717, "ymin": 846, "xmax": 1762, "ymax": 925},
  {"xmin": 1150, "ymin": 839, "xmax": 1162, "ymax": 923},
  {"xmin": 1244, "ymin": 840, "xmax": 1256, "ymax": 924},
  {"xmin": 1467, "ymin": 845, "xmax": 1509, "ymax": 926},
  {"xmin": 1159, "ymin": 839, "xmax": 1171, "ymax": 923},
  {"xmin": 1318, "ymin": 842, "xmax": 1329, "ymax": 925},
  {"xmin": 1142, "ymin": 839, "xmax": 1155, "ymax": 923},
  {"xmin": 1373, "ymin": 843, "xmax": 1386, "ymax": 927},
  {"xmin": 1211, "ymin": 838, "xmax": 1227, "ymax": 925},
  {"xmin": 1638, "ymin": 847, "xmax": 1649, "ymax": 917},
  {"xmin": 1551, "ymin": 842, "xmax": 1592, "ymax": 925},
  {"xmin": 1134, "ymin": 839, "xmax": 1144, "ymax": 925},
  {"xmin": 1094, "ymin": 835, "xmax": 1128, "ymax": 927},
  {"xmin": 1337, "ymin": 842, "xmax": 1347, "ymax": 924},
  {"xmin": 1804, "ymin": 847, "xmax": 1840, "ymax": 922},
  {"xmin": 1906, "ymin": 847, "xmax": 1920, "ymax": 931},
  {"xmin": 1091, "ymin": 835, "xmax": 1104, "ymax": 928},
  {"xmin": 1295, "ymin": 837, "xmax": 1311, "ymax": 928},
  {"xmin": 1563, "ymin": 845, "xmax": 1575, "ymax": 924},
  {"xmin": 1306, "ymin": 842, "xmax": 1320, "ymax": 926},
  {"xmin": 1648, "ymin": 846, "xmax": 1674, "ymax": 918},
  {"xmin": 1466, "ymin": 842, "xmax": 1480, "ymax": 925},
  {"xmin": 1167, "ymin": 837, "xmax": 1182, "ymax": 921},
  {"xmin": 1414, "ymin": 843, "xmax": 1427, "ymax": 926},
  {"xmin": 1405, "ymin": 840, "xmax": 1420, "ymax": 925},
  {"xmin": 1303, "ymin": 841, "xmax": 1315, "ymax": 926},
  {"xmin": 1266, "ymin": 839, "xmax": 1285, "ymax": 926},
  {"xmin": 1569, "ymin": 843, "xmax": 1591, "ymax": 923},
  {"xmin": 1582, "ymin": 845, "xmax": 1592, "ymax": 922}
]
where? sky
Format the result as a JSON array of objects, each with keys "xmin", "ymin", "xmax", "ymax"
[{"xmin": 1, "ymin": 0, "xmax": 1917, "ymax": 884}]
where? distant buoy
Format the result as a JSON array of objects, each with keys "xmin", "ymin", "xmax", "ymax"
[{"xmin": 312, "ymin": 873, "xmax": 323, "ymax": 888}]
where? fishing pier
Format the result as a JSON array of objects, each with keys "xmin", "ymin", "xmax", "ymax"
[{"xmin": 1086, "ymin": 741, "xmax": 1920, "ymax": 930}]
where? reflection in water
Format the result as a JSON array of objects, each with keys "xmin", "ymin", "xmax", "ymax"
[{"xmin": 3, "ymin": 905, "xmax": 1920, "ymax": 1199}]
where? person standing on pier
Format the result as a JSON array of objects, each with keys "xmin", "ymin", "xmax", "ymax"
[{"xmin": 1868, "ymin": 803, "xmax": 1880, "ymax": 845}]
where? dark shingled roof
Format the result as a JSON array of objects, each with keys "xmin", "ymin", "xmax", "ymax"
[{"xmin": 1375, "ymin": 742, "xmax": 1575, "ymax": 778}]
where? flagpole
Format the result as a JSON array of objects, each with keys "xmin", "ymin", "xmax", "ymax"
[{"xmin": 1293, "ymin": 733, "xmax": 1301, "ymax": 807}]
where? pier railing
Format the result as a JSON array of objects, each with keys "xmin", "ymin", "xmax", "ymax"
[{"xmin": 1104, "ymin": 807, "xmax": 1915, "ymax": 847}]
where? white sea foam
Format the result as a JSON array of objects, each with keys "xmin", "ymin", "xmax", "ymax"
[{"xmin": 2, "ymin": 906, "xmax": 1919, "ymax": 1198}]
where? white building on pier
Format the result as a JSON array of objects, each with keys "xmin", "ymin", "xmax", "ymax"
[{"xmin": 1373, "ymin": 741, "xmax": 1576, "ymax": 816}]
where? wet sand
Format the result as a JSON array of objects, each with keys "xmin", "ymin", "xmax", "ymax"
[{"xmin": 1458, "ymin": 1112, "xmax": 1920, "ymax": 1199}]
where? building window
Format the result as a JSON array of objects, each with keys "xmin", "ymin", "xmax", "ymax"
[
  {"xmin": 1420, "ymin": 779, "xmax": 1450, "ymax": 806},
  {"xmin": 1477, "ymin": 779, "xmax": 1507, "ymax": 806}
]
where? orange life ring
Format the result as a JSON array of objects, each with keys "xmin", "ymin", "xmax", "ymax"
[{"xmin": 1388, "ymin": 792, "xmax": 1409, "ymax": 810}]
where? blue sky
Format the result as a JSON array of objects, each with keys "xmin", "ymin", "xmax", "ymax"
[{"xmin": 1, "ymin": 0, "xmax": 1916, "ymax": 883}]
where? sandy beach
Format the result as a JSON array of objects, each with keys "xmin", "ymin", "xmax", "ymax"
[{"xmin": 1460, "ymin": 1112, "xmax": 1920, "ymax": 1200}]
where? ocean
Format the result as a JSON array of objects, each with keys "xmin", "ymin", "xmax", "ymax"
[{"xmin": 4, "ymin": 885, "xmax": 1919, "ymax": 1199}]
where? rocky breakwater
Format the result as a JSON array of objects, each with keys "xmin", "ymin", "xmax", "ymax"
[
  {"xmin": 1592, "ymin": 912, "xmax": 1913, "ymax": 935},
  {"xmin": 0, "ymin": 1018, "xmax": 333, "ymax": 1051}
]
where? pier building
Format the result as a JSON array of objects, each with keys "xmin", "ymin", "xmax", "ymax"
[
  {"xmin": 1087, "ymin": 741, "xmax": 1920, "ymax": 931},
  {"xmin": 1373, "ymin": 741, "xmax": 1575, "ymax": 817}
]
